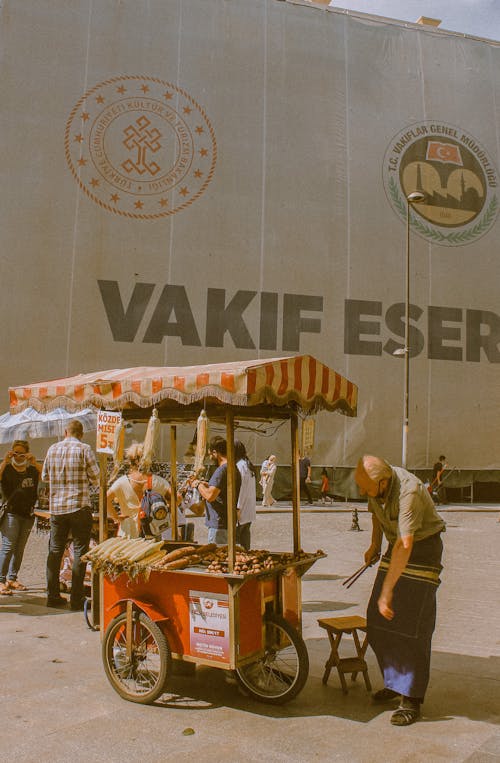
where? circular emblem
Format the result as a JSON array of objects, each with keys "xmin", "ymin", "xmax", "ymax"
[
  {"xmin": 383, "ymin": 121, "xmax": 499, "ymax": 246},
  {"xmin": 65, "ymin": 75, "xmax": 217, "ymax": 220}
]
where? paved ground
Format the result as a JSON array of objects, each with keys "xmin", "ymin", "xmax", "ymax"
[{"xmin": 1, "ymin": 504, "xmax": 500, "ymax": 763}]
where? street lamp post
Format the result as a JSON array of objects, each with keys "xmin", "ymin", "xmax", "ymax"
[{"xmin": 400, "ymin": 191, "xmax": 425, "ymax": 469}]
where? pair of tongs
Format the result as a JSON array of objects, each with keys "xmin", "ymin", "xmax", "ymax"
[{"xmin": 342, "ymin": 554, "xmax": 380, "ymax": 589}]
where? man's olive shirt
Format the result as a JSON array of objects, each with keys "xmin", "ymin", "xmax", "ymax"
[{"xmin": 367, "ymin": 466, "xmax": 445, "ymax": 544}]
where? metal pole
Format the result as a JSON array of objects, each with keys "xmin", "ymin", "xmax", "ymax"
[
  {"xmin": 401, "ymin": 191, "xmax": 425, "ymax": 469},
  {"xmin": 402, "ymin": 199, "xmax": 410, "ymax": 469},
  {"xmin": 170, "ymin": 425, "xmax": 178, "ymax": 540},
  {"xmin": 290, "ymin": 411, "xmax": 301, "ymax": 554},
  {"xmin": 225, "ymin": 410, "xmax": 235, "ymax": 573},
  {"xmin": 98, "ymin": 452, "xmax": 108, "ymax": 542}
]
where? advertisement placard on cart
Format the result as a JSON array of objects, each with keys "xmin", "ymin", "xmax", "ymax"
[{"xmin": 189, "ymin": 590, "xmax": 230, "ymax": 663}]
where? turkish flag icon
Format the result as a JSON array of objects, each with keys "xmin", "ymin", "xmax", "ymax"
[{"xmin": 426, "ymin": 141, "xmax": 463, "ymax": 166}]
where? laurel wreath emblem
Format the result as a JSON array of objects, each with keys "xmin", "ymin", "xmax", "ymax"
[{"xmin": 388, "ymin": 177, "xmax": 498, "ymax": 245}]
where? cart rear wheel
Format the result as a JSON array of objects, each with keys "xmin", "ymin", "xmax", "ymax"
[
  {"xmin": 235, "ymin": 614, "xmax": 309, "ymax": 704},
  {"xmin": 102, "ymin": 611, "xmax": 171, "ymax": 704}
]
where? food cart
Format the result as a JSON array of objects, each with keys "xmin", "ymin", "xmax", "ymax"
[{"xmin": 9, "ymin": 355, "xmax": 357, "ymax": 705}]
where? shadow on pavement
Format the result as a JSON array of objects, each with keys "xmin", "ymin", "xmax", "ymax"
[
  {"xmin": 148, "ymin": 642, "xmax": 500, "ymax": 727},
  {"xmin": 302, "ymin": 573, "xmax": 345, "ymax": 581},
  {"xmin": 0, "ymin": 593, "xmax": 74, "ymax": 617},
  {"xmin": 302, "ymin": 600, "xmax": 357, "ymax": 612}
]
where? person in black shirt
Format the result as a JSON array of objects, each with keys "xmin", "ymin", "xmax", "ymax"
[
  {"xmin": 299, "ymin": 452, "xmax": 314, "ymax": 504},
  {"xmin": 0, "ymin": 439, "xmax": 41, "ymax": 595},
  {"xmin": 431, "ymin": 455, "xmax": 447, "ymax": 505}
]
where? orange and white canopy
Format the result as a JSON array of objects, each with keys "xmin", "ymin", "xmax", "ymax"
[{"xmin": 9, "ymin": 355, "xmax": 357, "ymax": 417}]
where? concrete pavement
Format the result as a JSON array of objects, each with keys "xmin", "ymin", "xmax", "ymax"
[{"xmin": 1, "ymin": 506, "xmax": 500, "ymax": 762}]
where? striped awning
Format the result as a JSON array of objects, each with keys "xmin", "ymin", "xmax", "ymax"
[{"xmin": 8, "ymin": 355, "xmax": 357, "ymax": 416}]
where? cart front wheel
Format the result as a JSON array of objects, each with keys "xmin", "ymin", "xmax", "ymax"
[
  {"xmin": 235, "ymin": 614, "xmax": 309, "ymax": 704},
  {"xmin": 102, "ymin": 611, "xmax": 171, "ymax": 704}
]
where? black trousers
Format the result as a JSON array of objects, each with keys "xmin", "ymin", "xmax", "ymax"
[{"xmin": 46, "ymin": 508, "xmax": 92, "ymax": 606}]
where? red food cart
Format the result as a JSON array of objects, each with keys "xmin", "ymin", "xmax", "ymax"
[{"xmin": 9, "ymin": 355, "xmax": 357, "ymax": 704}]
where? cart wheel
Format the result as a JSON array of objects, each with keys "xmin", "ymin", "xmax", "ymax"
[
  {"xmin": 102, "ymin": 611, "xmax": 171, "ymax": 704},
  {"xmin": 84, "ymin": 597, "xmax": 99, "ymax": 632},
  {"xmin": 235, "ymin": 614, "xmax": 309, "ymax": 704}
]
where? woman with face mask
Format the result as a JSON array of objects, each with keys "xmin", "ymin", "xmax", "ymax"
[{"xmin": 0, "ymin": 439, "xmax": 41, "ymax": 595}]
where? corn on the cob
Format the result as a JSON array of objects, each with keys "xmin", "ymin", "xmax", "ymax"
[
  {"xmin": 109, "ymin": 538, "xmax": 142, "ymax": 560},
  {"xmin": 127, "ymin": 540, "xmax": 164, "ymax": 562},
  {"xmin": 140, "ymin": 408, "xmax": 160, "ymax": 472},
  {"xmin": 85, "ymin": 537, "xmax": 123, "ymax": 561},
  {"xmin": 112, "ymin": 419, "xmax": 125, "ymax": 469},
  {"xmin": 193, "ymin": 409, "xmax": 208, "ymax": 475},
  {"xmin": 139, "ymin": 549, "xmax": 166, "ymax": 566}
]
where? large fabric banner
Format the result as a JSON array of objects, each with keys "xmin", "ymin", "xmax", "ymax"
[{"xmin": 0, "ymin": 0, "xmax": 499, "ymax": 468}]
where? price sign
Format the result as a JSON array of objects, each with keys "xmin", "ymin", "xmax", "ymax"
[
  {"xmin": 301, "ymin": 417, "xmax": 315, "ymax": 453},
  {"xmin": 96, "ymin": 410, "xmax": 122, "ymax": 454}
]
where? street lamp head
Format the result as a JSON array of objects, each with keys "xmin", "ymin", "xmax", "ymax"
[
  {"xmin": 407, "ymin": 191, "xmax": 426, "ymax": 204},
  {"xmin": 393, "ymin": 348, "xmax": 408, "ymax": 356}
]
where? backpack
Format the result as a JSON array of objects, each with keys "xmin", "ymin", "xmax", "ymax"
[{"xmin": 139, "ymin": 477, "xmax": 170, "ymax": 538}]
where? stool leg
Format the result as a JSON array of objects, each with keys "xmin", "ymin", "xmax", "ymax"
[
  {"xmin": 351, "ymin": 629, "xmax": 362, "ymax": 682},
  {"xmin": 322, "ymin": 631, "xmax": 338, "ymax": 685},
  {"xmin": 351, "ymin": 629, "xmax": 372, "ymax": 691},
  {"xmin": 362, "ymin": 667, "xmax": 372, "ymax": 692},
  {"xmin": 331, "ymin": 632, "xmax": 349, "ymax": 694}
]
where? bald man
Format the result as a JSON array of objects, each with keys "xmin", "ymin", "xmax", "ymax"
[{"xmin": 354, "ymin": 455, "xmax": 445, "ymax": 726}]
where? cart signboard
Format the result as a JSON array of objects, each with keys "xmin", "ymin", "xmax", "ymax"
[
  {"xmin": 96, "ymin": 410, "xmax": 122, "ymax": 454},
  {"xmin": 189, "ymin": 590, "xmax": 229, "ymax": 662},
  {"xmin": 301, "ymin": 418, "xmax": 315, "ymax": 453}
]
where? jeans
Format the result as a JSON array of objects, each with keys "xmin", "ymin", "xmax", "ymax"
[
  {"xmin": 0, "ymin": 512, "xmax": 34, "ymax": 583},
  {"xmin": 46, "ymin": 508, "xmax": 92, "ymax": 606},
  {"xmin": 300, "ymin": 478, "xmax": 314, "ymax": 504},
  {"xmin": 207, "ymin": 527, "xmax": 228, "ymax": 546}
]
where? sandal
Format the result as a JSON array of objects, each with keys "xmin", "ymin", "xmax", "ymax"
[
  {"xmin": 0, "ymin": 583, "xmax": 13, "ymax": 596},
  {"xmin": 391, "ymin": 699, "xmax": 421, "ymax": 726},
  {"xmin": 372, "ymin": 687, "xmax": 400, "ymax": 703},
  {"xmin": 7, "ymin": 580, "xmax": 27, "ymax": 591}
]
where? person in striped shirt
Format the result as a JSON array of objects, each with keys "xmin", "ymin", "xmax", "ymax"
[{"xmin": 42, "ymin": 419, "xmax": 99, "ymax": 610}]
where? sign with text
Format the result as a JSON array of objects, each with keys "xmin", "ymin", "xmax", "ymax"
[
  {"xmin": 189, "ymin": 590, "xmax": 229, "ymax": 663},
  {"xmin": 301, "ymin": 418, "xmax": 316, "ymax": 453},
  {"xmin": 96, "ymin": 410, "xmax": 122, "ymax": 454}
]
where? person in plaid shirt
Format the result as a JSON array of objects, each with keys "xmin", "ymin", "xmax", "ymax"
[{"xmin": 42, "ymin": 419, "xmax": 99, "ymax": 610}]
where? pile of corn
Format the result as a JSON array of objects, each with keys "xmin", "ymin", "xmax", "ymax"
[{"xmin": 82, "ymin": 537, "xmax": 167, "ymax": 579}]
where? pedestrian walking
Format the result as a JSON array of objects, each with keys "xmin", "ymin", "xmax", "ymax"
[
  {"xmin": 42, "ymin": 420, "xmax": 99, "ymax": 610},
  {"xmin": 260, "ymin": 454, "xmax": 277, "ymax": 507},
  {"xmin": 299, "ymin": 452, "xmax": 313, "ymax": 504},
  {"xmin": 320, "ymin": 467, "xmax": 333, "ymax": 504},
  {"xmin": 0, "ymin": 439, "xmax": 41, "ymax": 595}
]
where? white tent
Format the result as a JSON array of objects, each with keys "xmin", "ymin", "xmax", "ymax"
[{"xmin": 0, "ymin": 407, "xmax": 97, "ymax": 444}]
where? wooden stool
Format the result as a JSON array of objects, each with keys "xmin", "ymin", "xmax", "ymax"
[{"xmin": 318, "ymin": 615, "xmax": 371, "ymax": 694}]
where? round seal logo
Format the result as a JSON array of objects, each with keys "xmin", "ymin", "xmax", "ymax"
[
  {"xmin": 65, "ymin": 75, "xmax": 217, "ymax": 220},
  {"xmin": 383, "ymin": 121, "xmax": 499, "ymax": 246}
]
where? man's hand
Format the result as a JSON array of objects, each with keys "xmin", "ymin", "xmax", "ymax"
[
  {"xmin": 378, "ymin": 590, "xmax": 394, "ymax": 620},
  {"xmin": 364, "ymin": 544, "xmax": 380, "ymax": 565}
]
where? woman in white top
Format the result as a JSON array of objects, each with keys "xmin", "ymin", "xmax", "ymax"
[
  {"xmin": 107, "ymin": 442, "xmax": 174, "ymax": 538},
  {"xmin": 235, "ymin": 440, "xmax": 257, "ymax": 551}
]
